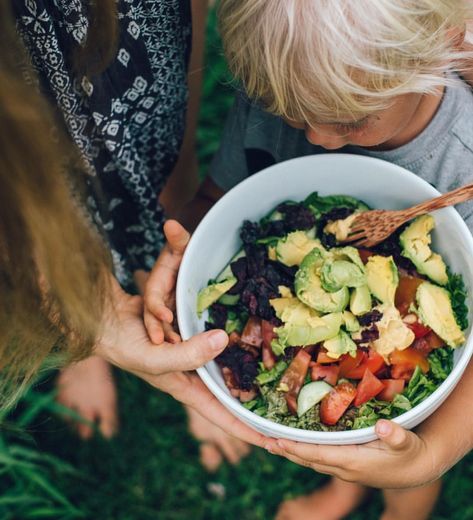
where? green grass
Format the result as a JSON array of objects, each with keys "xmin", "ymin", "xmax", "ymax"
[{"xmin": 3, "ymin": 7, "xmax": 473, "ymax": 520}]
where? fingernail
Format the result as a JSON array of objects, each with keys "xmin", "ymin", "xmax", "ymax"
[
  {"xmin": 376, "ymin": 420, "xmax": 391, "ymax": 436},
  {"xmin": 276, "ymin": 439, "xmax": 286, "ymax": 449},
  {"xmin": 264, "ymin": 443, "xmax": 276, "ymax": 454},
  {"xmin": 208, "ymin": 330, "xmax": 228, "ymax": 350}
]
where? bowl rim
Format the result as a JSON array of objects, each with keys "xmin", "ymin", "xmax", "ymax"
[{"xmin": 177, "ymin": 153, "xmax": 473, "ymax": 441}]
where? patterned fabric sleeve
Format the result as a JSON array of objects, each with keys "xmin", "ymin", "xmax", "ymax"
[{"xmin": 14, "ymin": 0, "xmax": 191, "ymax": 290}]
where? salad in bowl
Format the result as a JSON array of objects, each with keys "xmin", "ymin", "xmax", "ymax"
[
  {"xmin": 196, "ymin": 192, "xmax": 468, "ymax": 432},
  {"xmin": 176, "ymin": 154, "xmax": 473, "ymax": 443}
]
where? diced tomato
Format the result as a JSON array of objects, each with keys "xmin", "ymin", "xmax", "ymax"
[
  {"xmin": 241, "ymin": 316, "xmax": 263, "ymax": 347},
  {"xmin": 357, "ymin": 249, "xmax": 375, "ymax": 264},
  {"xmin": 320, "ymin": 382, "xmax": 357, "ymax": 425},
  {"xmin": 390, "ymin": 364, "xmax": 415, "ymax": 381},
  {"xmin": 261, "ymin": 320, "xmax": 277, "ymax": 369},
  {"xmin": 377, "ymin": 379, "xmax": 405, "ymax": 402},
  {"xmin": 280, "ymin": 349, "xmax": 312, "ymax": 415},
  {"xmin": 425, "ymin": 331, "xmax": 445, "ymax": 350},
  {"xmin": 343, "ymin": 349, "xmax": 386, "ymax": 379},
  {"xmin": 311, "ymin": 363, "xmax": 340, "ymax": 386},
  {"xmin": 389, "ymin": 347, "xmax": 430, "ymax": 381},
  {"xmin": 317, "ymin": 349, "xmax": 337, "ymax": 364},
  {"xmin": 339, "ymin": 350, "xmax": 366, "ymax": 378},
  {"xmin": 395, "ymin": 276, "xmax": 425, "ymax": 316},
  {"xmin": 354, "ymin": 369, "xmax": 385, "ymax": 407},
  {"xmin": 406, "ymin": 320, "xmax": 431, "ymax": 339}
]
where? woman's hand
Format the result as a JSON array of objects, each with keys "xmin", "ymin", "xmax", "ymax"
[{"xmin": 94, "ymin": 250, "xmax": 267, "ymax": 448}]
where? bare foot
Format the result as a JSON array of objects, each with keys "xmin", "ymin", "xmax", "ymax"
[
  {"xmin": 186, "ymin": 406, "xmax": 251, "ymax": 471},
  {"xmin": 276, "ymin": 477, "xmax": 367, "ymax": 520},
  {"xmin": 56, "ymin": 355, "xmax": 118, "ymax": 440}
]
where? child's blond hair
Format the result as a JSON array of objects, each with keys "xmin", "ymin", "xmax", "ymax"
[{"xmin": 219, "ymin": 0, "xmax": 473, "ymax": 125}]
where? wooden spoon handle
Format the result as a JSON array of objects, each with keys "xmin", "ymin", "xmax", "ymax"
[{"xmin": 405, "ymin": 183, "xmax": 473, "ymax": 219}]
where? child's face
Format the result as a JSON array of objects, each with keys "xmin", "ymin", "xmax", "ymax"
[{"xmin": 285, "ymin": 91, "xmax": 436, "ymax": 150}]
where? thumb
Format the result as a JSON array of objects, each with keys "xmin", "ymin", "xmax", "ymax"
[
  {"xmin": 152, "ymin": 329, "xmax": 229, "ymax": 373},
  {"xmin": 375, "ymin": 420, "xmax": 414, "ymax": 451}
]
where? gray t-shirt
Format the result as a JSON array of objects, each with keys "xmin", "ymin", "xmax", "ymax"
[{"xmin": 210, "ymin": 80, "xmax": 473, "ymax": 230}]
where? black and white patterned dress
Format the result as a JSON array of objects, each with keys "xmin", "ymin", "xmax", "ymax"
[{"xmin": 14, "ymin": 0, "xmax": 192, "ymax": 290}]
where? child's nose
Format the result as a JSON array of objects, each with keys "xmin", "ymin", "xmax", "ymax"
[{"xmin": 305, "ymin": 127, "xmax": 347, "ymax": 150}]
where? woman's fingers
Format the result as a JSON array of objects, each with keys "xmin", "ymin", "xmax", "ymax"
[{"xmin": 183, "ymin": 376, "xmax": 268, "ymax": 448}]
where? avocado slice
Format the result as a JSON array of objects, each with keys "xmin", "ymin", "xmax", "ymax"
[
  {"xmin": 342, "ymin": 311, "xmax": 360, "ymax": 332},
  {"xmin": 416, "ymin": 282, "xmax": 465, "ymax": 347},
  {"xmin": 332, "ymin": 246, "xmax": 365, "ymax": 270},
  {"xmin": 323, "ymin": 330, "xmax": 357, "ymax": 359},
  {"xmin": 366, "ymin": 255, "xmax": 399, "ymax": 304},
  {"xmin": 276, "ymin": 230, "xmax": 324, "ymax": 267},
  {"xmin": 295, "ymin": 248, "xmax": 349, "ymax": 313},
  {"xmin": 197, "ymin": 277, "xmax": 237, "ymax": 315},
  {"xmin": 399, "ymin": 215, "xmax": 448, "ymax": 286},
  {"xmin": 297, "ymin": 381, "xmax": 332, "ymax": 417},
  {"xmin": 350, "ymin": 285, "xmax": 372, "ymax": 316},
  {"xmin": 218, "ymin": 293, "xmax": 240, "ymax": 306},
  {"xmin": 270, "ymin": 296, "xmax": 317, "ymax": 325},
  {"xmin": 321, "ymin": 258, "xmax": 366, "ymax": 292},
  {"xmin": 271, "ymin": 313, "xmax": 343, "ymax": 355}
]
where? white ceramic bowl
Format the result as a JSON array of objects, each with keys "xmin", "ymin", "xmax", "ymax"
[{"xmin": 176, "ymin": 154, "xmax": 473, "ymax": 444}]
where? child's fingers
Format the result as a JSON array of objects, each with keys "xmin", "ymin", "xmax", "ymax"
[
  {"xmin": 375, "ymin": 420, "xmax": 412, "ymax": 451},
  {"xmin": 144, "ymin": 309, "xmax": 165, "ymax": 345},
  {"xmin": 163, "ymin": 219, "xmax": 191, "ymax": 254},
  {"xmin": 162, "ymin": 321, "xmax": 181, "ymax": 343},
  {"xmin": 144, "ymin": 220, "xmax": 190, "ymax": 315},
  {"xmin": 146, "ymin": 300, "xmax": 174, "ymax": 324},
  {"xmin": 272, "ymin": 438, "xmax": 355, "ymax": 468},
  {"xmin": 144, "ymin": 309, "xmax": 180, "ymax": 345}
]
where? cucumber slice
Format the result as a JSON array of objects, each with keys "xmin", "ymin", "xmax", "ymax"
[{"xmin": 297, "ymin": 381, "xmax": 332, "ymax": 417}]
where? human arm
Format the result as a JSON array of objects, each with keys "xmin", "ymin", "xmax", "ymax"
[
  {"xmin": 264, "ymin": 360, "xmax": 473, "ymax": 488},
  {"xmin": 93, "ymin": 261, "xmax": 267, "ymax": 448},
  {"xmin": 158, "ymin": 0, "xmax": 208, "ymax": 217}
]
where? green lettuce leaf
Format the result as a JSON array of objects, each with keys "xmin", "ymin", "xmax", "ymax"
[
  {"xmin": 428, "ymin": 347, "xmax": 453, "ymax": 383},
  {"xmin": 446, "ymin": 271, "xmax": 469, "ymax": 331},
  {"xmin": 303, "ymin": 192, "xmax": 369, "ymax": 219},
  {"xmin": 353, "ymin": 394, "xmax": 412, "ymax": 429},
  {"xmin": 256, "ymin": 360, "xmax": 288, "ymax": 385}
]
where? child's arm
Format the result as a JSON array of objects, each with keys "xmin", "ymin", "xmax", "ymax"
[{"xmin": 265, "ymin": 360, "xmax": 473, "ymax": 488}]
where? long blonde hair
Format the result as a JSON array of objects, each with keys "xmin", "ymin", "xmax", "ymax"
[
  {"xmin": 0, "ymin": 0, "xmax": 118, "ymax": 406},
  {"xmin": 219, "ymin": 0, "xmax": 473, "ymax": 124}
]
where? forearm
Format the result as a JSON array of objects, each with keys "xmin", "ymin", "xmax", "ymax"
[
  {"xmin": 159, "ymin": 0, "xmax": 208, "ymax": 217},
  {"xmin": 416, "ymin": 358, "xmax": 473, "ymax": 477},
  {"xmin": 177, "ymin": 175, "xmax": 224, "ymax": 231}
]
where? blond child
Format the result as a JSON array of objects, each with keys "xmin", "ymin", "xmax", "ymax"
[{"xmin": 169, "ymin": 0, "xmax": 473, "ymax": 517}]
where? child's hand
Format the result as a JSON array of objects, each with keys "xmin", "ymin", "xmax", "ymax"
[
  {"xmin": 143, "ymin": 219, "xmax": 190, "ymax": 344},
  {"xmin": 264, "ymin": 420, "xmax": 438, "ymax": 489}
]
